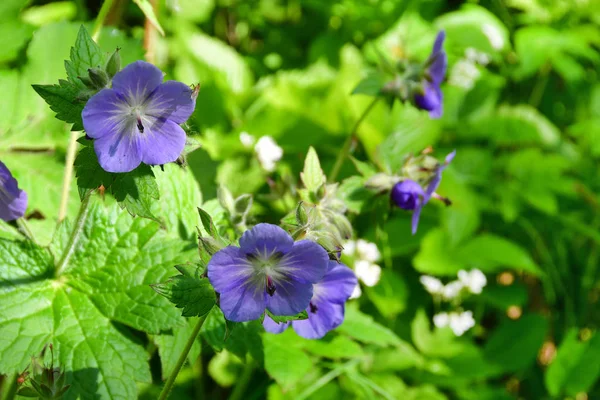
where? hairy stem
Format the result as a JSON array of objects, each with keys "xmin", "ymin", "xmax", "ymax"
[
  {"xmin": 58, "ymin": 131, "xmax": 79, "ymax": 222},
  {"xmin": 55, "ymin": 192, "xmax": 93, "ymax": 277},
  {"xmin": 91, "ymin": 0, "xmax": 115, "ymax": 41},
  {"xmin": 329, "ymin": 97, "xmax": 379, "ymax": 182},
  {"xmin": 228, "ymin": 360, "xmax": 254, "ymax": 400},
  {"xmin": 1, "ymin": 374, "xmax": 17, "ymax": 400},
  {"xmin": 158, "ymin": 315, "xmax": 207, "ymax": 400}
]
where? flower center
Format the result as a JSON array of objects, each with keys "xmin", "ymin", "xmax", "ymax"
[{"xmin": 246, "ymin": 250, "xmax": 285, "ymax": 296}]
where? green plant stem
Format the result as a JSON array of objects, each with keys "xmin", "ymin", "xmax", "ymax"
[
  {"xmin": 529, "ymin": 61, "xmax": 551, "ymax": 108},
  {"xmin": 55, "ymin": 192, "xmax": 93, "ymax": 277},
  {"xmin": 91, "ymin": 0, "xmax": 115, "ymax": 41},
  {"xmin": 1, "ymin": 374, "xmax": 17, "ymax": 400},
  {"xmin": 329, "ymin": 97, "xmax": 380, "ymax": 182},
  {"xmin": 16, "ymin": 218, "xmax": 36, "ymax": 243},
  {"xmin": 295, "ymin": 359, "xmax": 360, "ymax": 400},
  {"xmin": 158, "ymin": 315, "xmax": 207, "ymax": 400},
  {"xmin": 58, "ymin": 131, "xmax": 79, "ymax": 222},
  {"xmin": 228, "ymin": 360, "xmax": 254, "ymax": 400}
]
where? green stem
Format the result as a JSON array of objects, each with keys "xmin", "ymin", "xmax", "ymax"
[
  {"xmin": 228, "ymin": 360, "xmax": 254, "ymax": 400},
  {"xmin": 158, "ymin": 315, "xmax": 207, "ymax": 400},
  {"xmin": 329, "ymin": 97, "xmax": 380, "ymax": 182},
  {"xmin": 91, "ymin": 0, "xmax": 116, "ymax": 41},
  {"xmin": 55, "ymin": 192, "xmax": 93, "ymax": 277},
  {"xmin": 16, "ymin": 218, "xmax": 36, "ymax": 243},
  {"xmin": 528, "ymin": 61, "xmax": 551, "ymax": 108},
  {"xmin": 58, "ymin": 131, "xmax": 79, "ymax": 222},
  {"xmin": 295, "ymin": 359, "xmax": 359, "ymax": 400},
  {"xmin": 1, "ymin": 374, "xmax": 17, "ymax": 400}
]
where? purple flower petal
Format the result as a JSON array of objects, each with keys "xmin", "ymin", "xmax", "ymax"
[
  {"xmin": 145, "ymin": 81, "xmax": 196, "ymax": 124},
  {"xmin": 239, "ymin": 223, "xmax": 294, "ymax": 255},
  {"xmin": 263, "ymin": 315, "xmax": 290, "ymax": 334},
  {"xmin": 429, "ymin": 32, "xmax": 447, "ymax": 85},
  {"xmin": 0, "ymin": 162, "xmax": 27, "ymax": 221},
  {"xmin": 411, "ymin": 199, "xmax": 424, "ymax": 235},
  {"xmin": 391, "ymin": 179, "xmax": 424, "ymax": 210},
  {"xmin": 207, "ymin": 246, "xmax": 254, "ymax": 293},
  {"xmin": 93, "ymin": 130, "xmax": 142, "ymax": 173},
  {"xmin": 280, "ymin": 240, "xmax": 329, "ymax": 284},
  {"xmin": 138, "ymin": 118, "xmax": 187, "ymax": 165},
  {"xmin": 414, "ymin": 83, "xmax": 442, "ymax": 116},
  {"xmin": 111, "ymin": 61, "xmax": 164, "ymax": 102},
  {"xmin": 292, "ymin": 301, "xmax": 345, "ymax": 339},
  {"xmin": 266, "ymin": 280, "xmax": 314, "ymax": 316},
  {"xmin": 82, "ymin": 89, "xmax": 128, "ymax": 139},
  {"xmin": 315, "ymin": 261, "xmax": 357, "ymax": 304},
  {"xmin": 219, "ymin": 284, "xmax": 266, "ymax": 322},
  {"xmin": 432, "ymin": 30, "xmax": 446, "ymax": 55}
]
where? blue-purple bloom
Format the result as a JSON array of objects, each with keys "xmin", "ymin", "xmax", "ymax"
[
  {"xmin": 0, "ymin": 161, "xmax": 27, "ymax": 221},
  {"xmin": 207, "ymin": 223, "xmax": 329, "ymax": 322},
  {"xmin": 392, "ymin": 150, "xmax": 456, "ymax": 234},
  {"xmin": 82, "ymin": 61, "xmax": 196, "ymax": 173},
  {"xmin": 414, "ymin": 31, "xmax": 447, "ymax": 118},
  {"xmin": 263, "ymin": 260, "xmax": 357, "ymax": 339}
]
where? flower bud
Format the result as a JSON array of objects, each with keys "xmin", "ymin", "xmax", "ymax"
[
  {"xmin": 390, "ymin": 180, "xmax": 424, "ymax": 210},
  {"xmin": 88, "ymin": 68, "xmax": 109, "ymax": 89},
  {"xmin": 105, "ymin": 48, "xmax": 121, "ymax": 78},
  {"xmin": 365, "ymin": 173, "xmax": 400, "ymax": 192}
]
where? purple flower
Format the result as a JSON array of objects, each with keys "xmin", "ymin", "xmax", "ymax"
[
  {"xmin": 392, "ymin": 150, "xmax": 456, "ymax": 235},
  {"xmin": 82, "ymin": 61, "xmax": 196, "ymax": 173},
  {"xmin": 390, "ymin": 180, "xmax": 424, "ymax": 211},
  {"xmin": 208, "ymin": 223, "xmax": 329, "ymax": 322},
  {"xmin": 414, "ymin": 31, "xmax": 447, "ymax": 118},
  {"xmin": 263, "ymin": 260, "xmax": 357, "ymax": 339},
  {"xmin": 0, "ymin": 161, "xmax": 27, "ymax": 221}
]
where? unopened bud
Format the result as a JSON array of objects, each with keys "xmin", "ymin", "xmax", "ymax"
[
  {"xmin": 88, "ymin": 68, "xmax": 109, "ymax": 89},
  {"xmin": 105, "ymin": 48, "xmax": 121, "ymax": 78},
  {"xmin": 365, "ymin": 173, "xmax": 400, "ymax": 192}
]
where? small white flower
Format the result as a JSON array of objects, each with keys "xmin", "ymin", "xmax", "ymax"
[
  {"xmin": 355, "ymin": 260, "xmax": 381, "ymax": 287},
  {"xmin": 420, "ymin": 275, "xmax": 444, "ymax": 295},
  {"xmin": 239, "ymin": 131, "xmax": 255, "ymax": 148},
  {"xmin": 449, "ymin": 59, "xmax": 481, "ymax": 90},
  {"xmin": 433, "ymin": 312, "xmax": 450, "ymax": 328},
  {"xmin": 254, "ymin": 136, "xmax": 283, "ymax": 172},
  {"xmin": 448, "ymin": 311, "xmax": 475, "ymax": 336},
  {"xmin": 458, "ymin": 269, "xmax": 487, "ymax": 294},
  {"xmin": 465, "ymin": 47, "xmax": 490, "ymax": 66},
  {"xmin": 350, "ymin": 283, "xmax": 362, "ymax": 299},
  {"xmin": 356, "ymin": 239, "xmax": 381, "ymax": 263},
  {"xmin": 482, "ymin": 23, "xmax": 504, "ymax": 50},
  {"xmin": 342, "ymin": 240, "xmax": 356, "ymax": 256},
  {"xmin": 442, "ymin": 280, "xmax": 464, "ymax": 300}
]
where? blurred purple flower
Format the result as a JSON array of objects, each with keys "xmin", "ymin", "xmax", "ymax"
[
  {"xmin": 0, "ymin": 161, "xmax": 27, "ymax": 221},
  {"xmin": 392, "ymin": 150, "xmax": 456, "ymax": 234},
  {"xmin": 82, "ymin": 61, "xmax": 196, "ymax": 173},
  {"xmin": 208, "ymin": 223, "xmax": 328, "ymax": 322},
  {"xmin": 264, "ymin": 260, "xmax": 357, "ymax": 339},
  {"xmin": 414, "ymin": 31, "xmax": 447, "ymax": 118}
]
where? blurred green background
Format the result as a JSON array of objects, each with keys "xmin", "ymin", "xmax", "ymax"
[{"xmin": 1, "ymin": 0, "xmax": 600, "ymax": 399}]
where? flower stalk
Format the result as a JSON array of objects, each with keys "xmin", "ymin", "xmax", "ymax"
[
  {"xmin": 55, "ymin": 191, "xmax": 93, "ymax": 277},
  {"xmin": 158, "ymin": 315, "xmax": 207, "ymax": 400}
]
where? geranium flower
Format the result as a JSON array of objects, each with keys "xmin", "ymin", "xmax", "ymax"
[
  {"xmin": 263, "ymin": 260, "xmax": 357, "ymax": 339},
  {"xmin": 391, "ymin": 150, "xmax": 456, "ymax": 234},
  {"xmin": 0, "ymin": 161, "xmax": 27, "ymax": 221},
  {"xmin": 414, "ymin": 31, "xmax": 447, "ymax": 118},
  {"xmin": 82, "ymin": 61, "xmax": 196, "ymax": 172},
  {"xmin": 207, "ymin": 223, "xmax": 328, "ymax": 322}
]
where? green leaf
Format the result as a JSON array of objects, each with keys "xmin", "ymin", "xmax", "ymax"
[
  {"xmin": 300, "ymin": 147, "xmax": 326, "ymax": 193},
  {"xmin": 483, "ymin": 314, "xmax": 548, "ymax": 373},
  {"xmin": 352, "ymin": 72, "xmax": 387, "ymax": 96},
  {"xmin": 301, "ymin": 335, "xmax": 364, "ymax": 359},
  {"xmin": 263, "ymin": 329, "xmax": 312, "ymax": 389},
  {"xmin": 65, "ymin": 25, "xmax": 105, "ymax": 87},
  {"xmin": 31, "ymin": 80, "xmax": 86, "ymax": 130},
  {"xmin": 74, "ymin": 145, "xmax": 161, "ymax": 223},
  {"xmin": 545, "ymin": 329, "xmax": 600, "ymax": 396},
  {"xmin": 338, "ymin": 306, "xmax": 406, "ymax": 348},
  {"xmin": 200, "ymin": 306, "xmax": 229, "ymax": 352},
  {"xmin": 132, "ymin": 0, "xmax": 165, "ymax": 36},
  {"xmin": 151, "ymin": 266, "xmax": 216, "ymax": 318},
  {"xmin": 266, "ymin": 310, "xmax": 308, "ymax": 323}
]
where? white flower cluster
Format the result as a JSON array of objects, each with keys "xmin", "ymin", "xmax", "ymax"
[
  {"xmin": 448, "ymin": 47, "xmax": 490, "ymax": 90},
  {"xmin": 342, "ymin": 239, "xmax": 382, "ymax": 299},
  {"xmin": 433, "ymin": 311, "xmax": 475, "ymax": 336},
  {"xmin": 420, "ymin": 269, "xmax": 486, "ymax": 336},
  {"xmin": 239, "ymin": 132, "xmax": 283, "ymax": 172}
]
